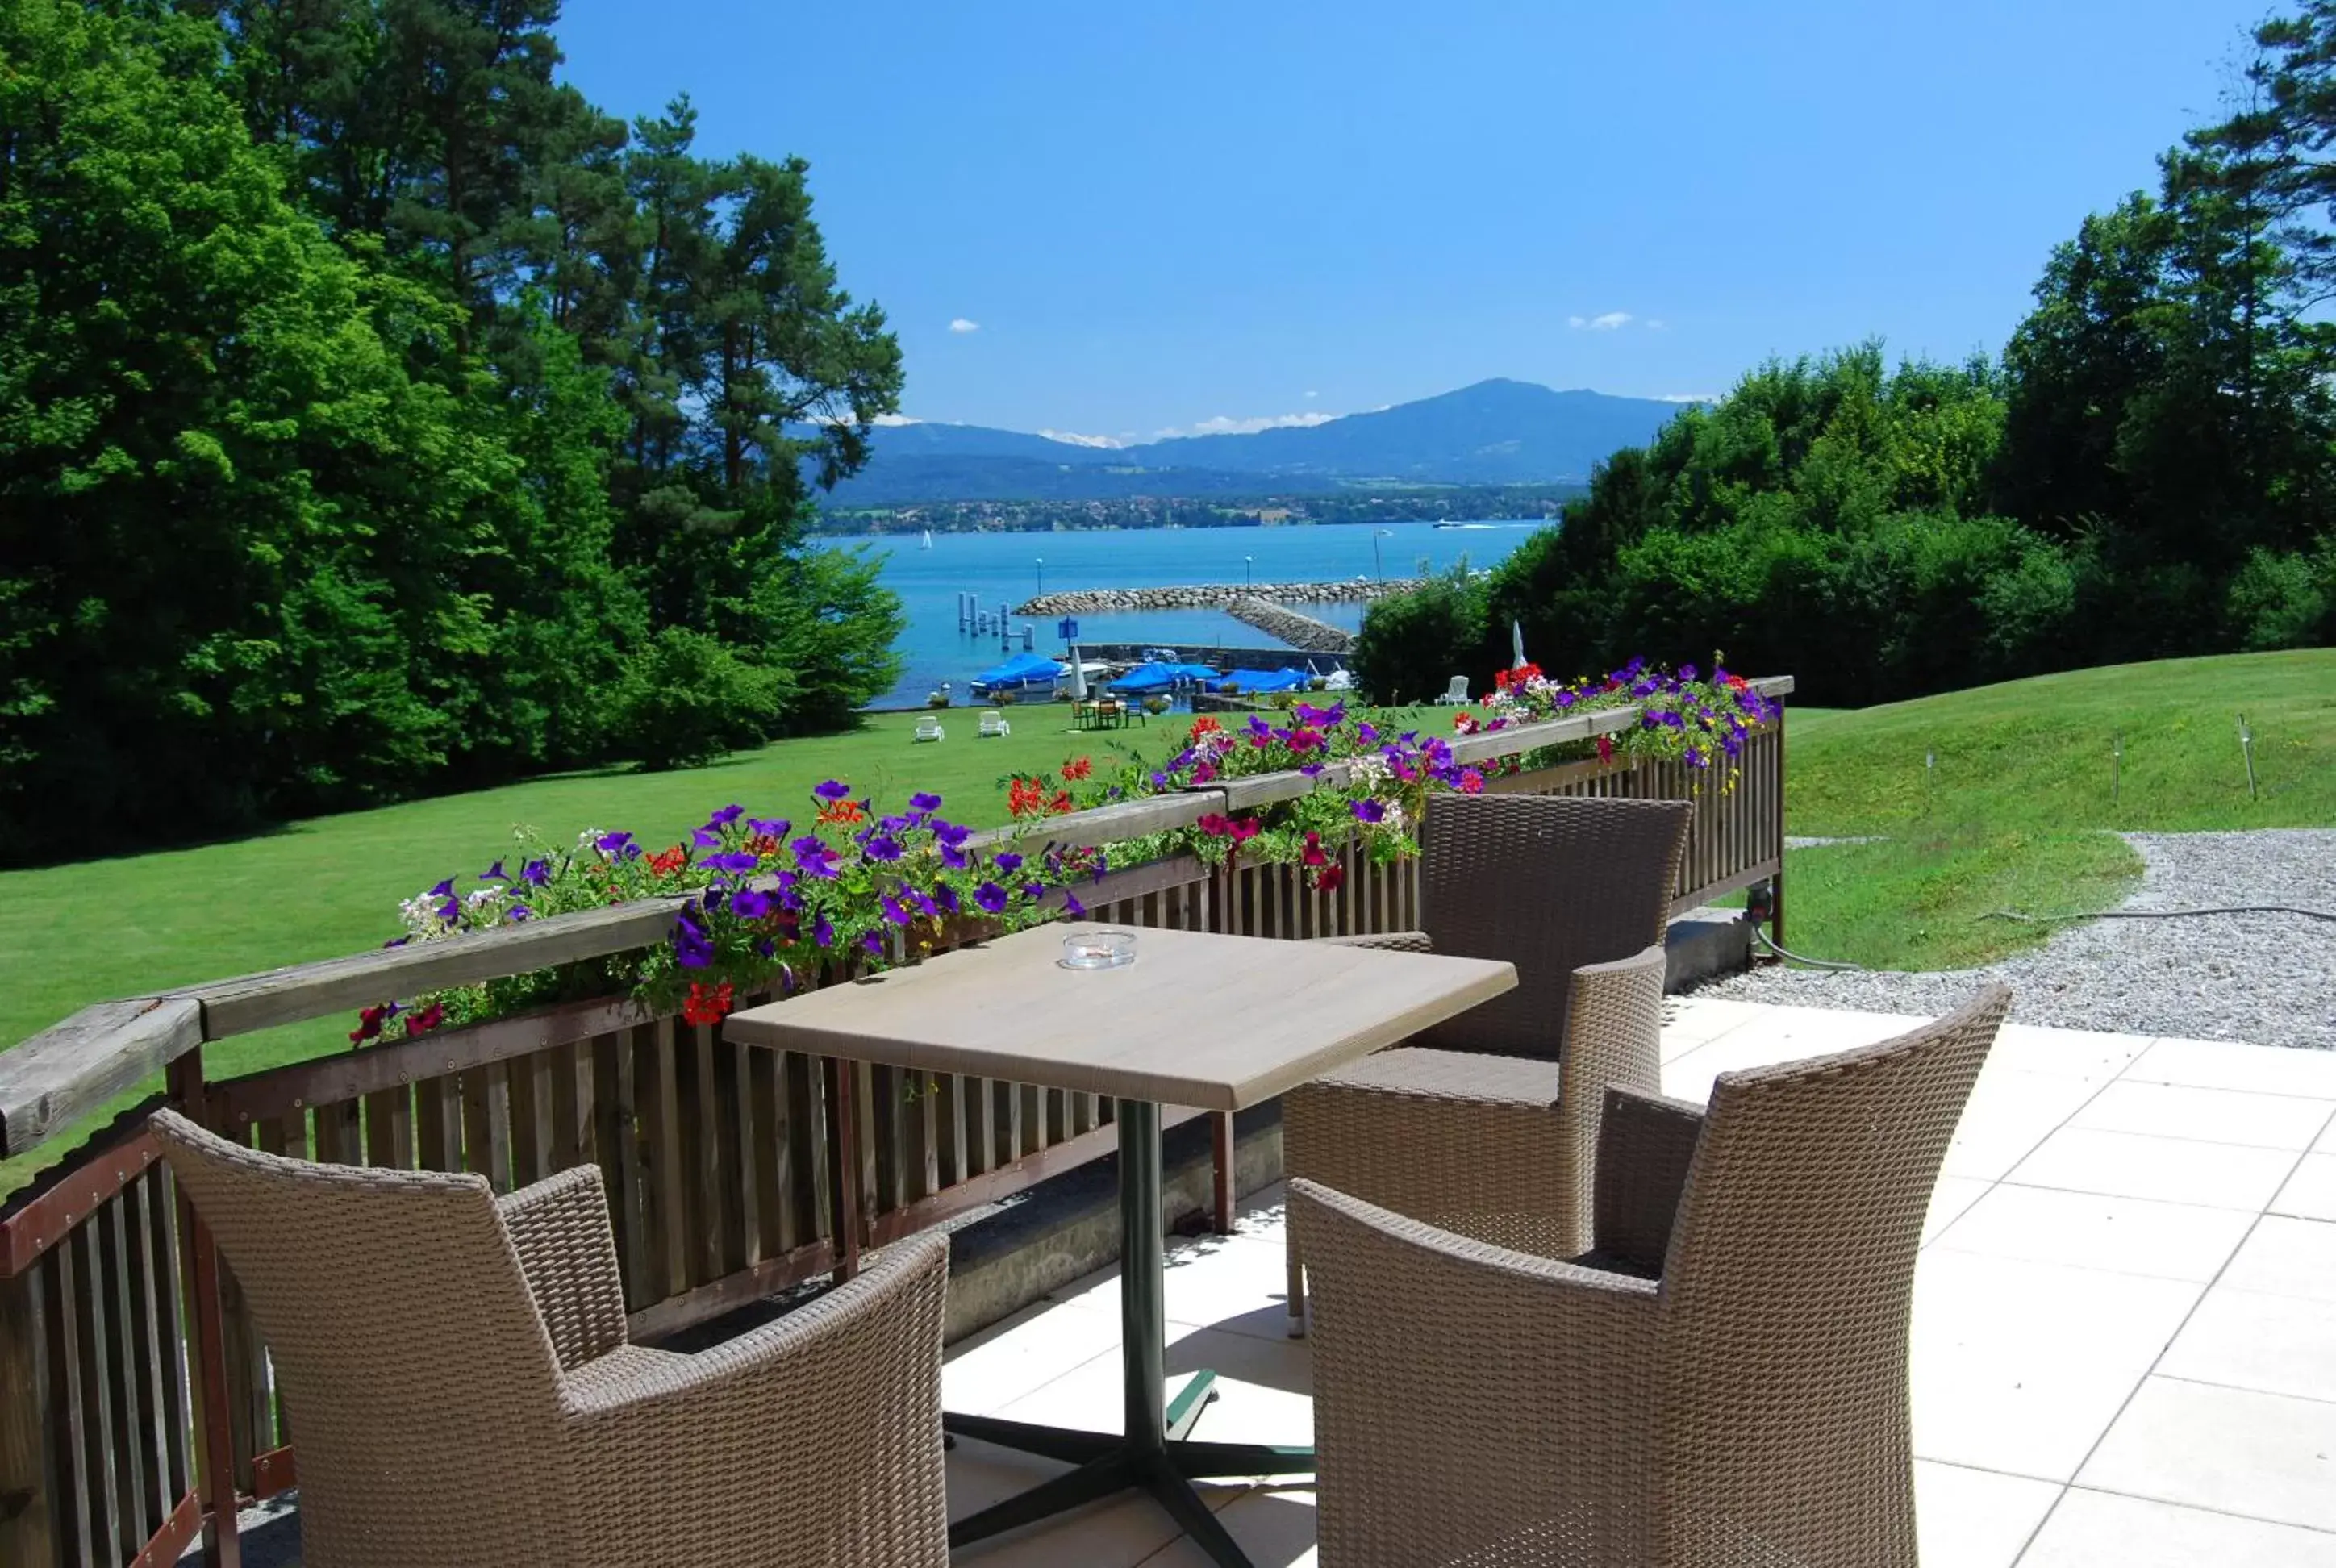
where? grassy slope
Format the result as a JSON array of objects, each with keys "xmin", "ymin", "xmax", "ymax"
[
  {"xmin": 0, "ymin": 706, "xmax": 1428, "ymax": 1193},
  {"xmin": 1771, "ymin": 649, "xmax": 2336, "ymax": 970}
]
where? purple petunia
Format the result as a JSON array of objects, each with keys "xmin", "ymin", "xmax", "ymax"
[
  {"xmin": 974, "ymin": 882, "xmax": 1009, "ymax": 914},
  {"xmin": 994, "ymin": 851, "xmax": 1024, "ymax": 874},
  {"xmin": 793, "ymin": 836, "xmax": 840, "ymax": 878},
  {"xmin": 747, "ymin": 817, "xmax": 790, "ymax": 838},
  {"xmin": 702, "ymin": 852, "xmax": 759, "ymax": 873},
  {"xmin": 862, "ymin": 931, "xmax": 886, "ymax": 957},
  {"xmin": 1352, "ymin": 799, "xmax": 1387, "ymax": 823},
  {"xmin": 909, "ymin": 791, "xmax": 942, "ymax": 813},
  {"xmin": 941, "ymin": 841, "xmax": 970, "ymax": 870},
  {"xmin": 674, "ymin": 907, "xmax": 715, "ymax": 970},
  {"xmin": 932, "ymin": 882, "xmax": 961, "ymax": 914},
  {"xmin": 864, "ymin": 835, "xmax": 903, "ymax": 862},
  {"xmin": 812, "ymin": 779, "xmax": 852, "ymax": 802},
  {"xmin": 479, "ymin": 861, "xmax": 509, "ymax": 883},
  {"xmin": 522, "ymin": 858, "xmax": 552, "ymax": 886},
  {"xmin": 709, "ymin": 803, "xmax": 745, "ymax": 827},
  {"xmin": 429, "ymin": 878, "xmax": 457, "ymax": 898},
  {"xmin": 732, "ymin": 888, "xmax": 773, "ymax": 920},
  {"xmin": 812, "ymin": 915, "xmax": 836, "ymax": 948},
  {"xmin": 881, "ymin": 894, "xmax": 911, "ymax": 925},
  {"xmin": 692, "ymin": 827, "xmax": 722, "ymax": 848},
  {"xmin": 595, "ymin": 832, "xmax": 634, "ymax": 856},
  {"xmin": 1063, "ymin": 891, "xmax": 1087, "ymax": 918},
  {"xmin": 933, "ymin": 821, "xmax": 970, "ymax": 846}
]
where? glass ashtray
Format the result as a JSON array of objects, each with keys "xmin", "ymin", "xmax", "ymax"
[{"xmin": 1061, "ymin": 929, "xmax": 1138, "ymax": 970}]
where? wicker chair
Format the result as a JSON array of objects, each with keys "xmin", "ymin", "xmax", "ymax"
[
  {"xmin": 150, "ymin": 1109, "xmax": 950, "ymax": 1568},
  {"xmin": 1288, "ymin": 984, "xmax": 2013, "ymax": 1568},
  {"xmin": 1283, "ymin": 794, "xmax": 1692, "ymax": 1328}
]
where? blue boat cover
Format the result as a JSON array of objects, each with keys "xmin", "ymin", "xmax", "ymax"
[
  {"xmin": 1221, "ymin": 668, "xmax": 1309, "ymax": 693},
  {"xmin": 974, "ymin": 652, "xmax": 1068, "ymax": 686},
  {"xmin": 1106, "ymin": 661, "xmax": 1177, "ymax": 694}
]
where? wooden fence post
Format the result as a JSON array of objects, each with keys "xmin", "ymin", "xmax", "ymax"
[
  {"xmin": 166, "ymin": 1050, "xmax": 241, "ymax": 1568},
  {"xmin": 0, "ymin": 1256, "xmax": 57, "ymax": 1568}
]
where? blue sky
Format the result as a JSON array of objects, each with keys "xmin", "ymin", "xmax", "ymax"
[{"xmin": 557, "ymin": 0, "xmax": 2268, "ymax": 443}]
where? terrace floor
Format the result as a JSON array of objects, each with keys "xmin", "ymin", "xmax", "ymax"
[{"xmin": 942, "ymin": 997, "xmax": 2336, "ymax": 1567}]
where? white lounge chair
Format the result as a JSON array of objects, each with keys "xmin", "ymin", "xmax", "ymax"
[
  {"xmin": 1434, "ymin": 675, "xmax": 1470, "ymax": 705},
  {"xmin": 978, "ymin": 710, "xmax": 1012, "ymax": 738},
  {"xmin": 914, "ymin": 715, "xmax": 945, "ymax": 742}
]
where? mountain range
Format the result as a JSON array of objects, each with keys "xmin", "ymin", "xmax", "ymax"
[{"xmin": 815, "ymin": 379, "xmax": 1688, "ymax": 506}]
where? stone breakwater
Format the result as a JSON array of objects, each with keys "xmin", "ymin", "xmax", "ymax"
[
  {"xmin": 1014, "ymin": 579, "xmax": 1420, "ymax": 616},
  {"xmin": 1226, "ymin": 596, "xmax": 1354, "ymax": 653}
]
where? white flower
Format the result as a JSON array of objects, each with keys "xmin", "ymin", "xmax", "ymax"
[{"xmin": 465, "ymin": 886, "xmax": 502, "ymax": 908}]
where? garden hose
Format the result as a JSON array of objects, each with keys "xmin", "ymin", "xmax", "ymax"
[
  {"xmin": 1985, "ymin": 904, "xmax": 2336, "ymax": 924},
  {"xmin": 1750, "ymin": 924, "xmax": 1865, "ymax": 971}
]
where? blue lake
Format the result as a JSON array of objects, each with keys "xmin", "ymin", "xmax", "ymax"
[{"xmin": 811, "ymin": 520, "xmax": 1546, "ymax": 708}]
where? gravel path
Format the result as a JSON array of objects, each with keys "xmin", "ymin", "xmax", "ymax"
[{"xmin": 1697, "ymin": 829, "xmax": 2336, "ymax": 1051}]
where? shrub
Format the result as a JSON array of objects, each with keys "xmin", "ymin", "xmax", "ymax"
[{"xmin": 611, "ymin": 628, "xmax": 786, "ymax": 770}]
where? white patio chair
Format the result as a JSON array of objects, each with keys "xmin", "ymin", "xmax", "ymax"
[
  {"xmin": 914, "ymin": 715, "xmax": 945, "ymax": 742},
  {"xmin": 1434, "ymin": 675, "xmax": 1470, "ymax": 704},
  {"xmin": 978, "ymin": 710, "xmax": 1011, "ymax": 738}
]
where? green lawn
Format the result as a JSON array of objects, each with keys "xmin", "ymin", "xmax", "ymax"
[
  {"xmin": 0, "ymin": 703, "xmax": 1430, "ymax": 1194},
  {"xmin": 1769, "ymin": 648, "xmax": 2336, "ymax": 970},
  {"xmin": 6, "ymin": 653, "xmax": 2330, "ymax": 1193}
]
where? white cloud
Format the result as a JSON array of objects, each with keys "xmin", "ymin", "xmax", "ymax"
[
  {"xmin": 1657, "ymin": 393, "xmax": 1719, "ymax": 404},
  {"xmin": 1153, "ymin": 411, "xmax": 1337, "ymax": 440},
  {"xmin": 1037, "ymin": 428, "xmax": 1126, "ymax": 448},
  {"xmin": 1304, "ymin": 389, "xmax": 1320, "ymax": 399},
  {"xmin": 1569, "ymin": 311, "xmax": 1635, "ymax": 332},
  {"xmin": 871, "ymin": 413, "xmax": 922, "ymax": 426},
  {"xmin": 948, "ymin": 318, "xmax": 980, "ymax": 334}
]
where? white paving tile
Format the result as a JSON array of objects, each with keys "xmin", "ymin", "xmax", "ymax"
[
  {"xmin": 993, "ymin": 1322, "xmax": 1316, "ymax": 1458},
  {"xmin": 2070, "ymin": 1080, "xmax": 2334, "ymax": 1150},
  {"xmin": 1137, "ymin": 1487, "xmax": 1319, "ymax": 1567},
  {"xmin": 1928, "ymin": 1184, "xmax": 2252, "ymax": 1282},
  {"xmin": 1658, "ymin": 996, "xmax": 1772, "ymax": 1061},
  {"xmin": 1924, "ymin": 1176, "xmax": 1996, "ymax": 1245},
  {"xmin": 2320, "ymin": 1116, "xmax": 2336, "ymax": 1156},
  {"xmin": 2159, "ymin": 1284, "xmax": 2336, "ymax": 1405},
  {"xmin": 1987, "ymin": 1024, "xmax": 2151, "ymax": 1083},
  {"xmin": 2019, "ymin": 1487, "xmax": 2336, "ymax": 1567},
  {"xmin": 2124, "ymin": 1038, "xmax": 2336, "ymax": 1100},
  {"xmin": 948, "ymin": 1439, "xmax": 1206, "ymax": 1566},
  {"xmin": 2272, "ymin": 1154, "xmax": 2336, "ymax": 1222},
  {"xmin": 1661, "ymin": 1005, "xmax": 1926, "ymax": 1100},
  {"xmin": 2219, "ymin": 1215, "xmax": 2336, "ymax": 1303},
  {"xmin": 1942, "ymin": 1070, "xmax": 2104, "ymax": 1182},
  {"xmin": 1047, "ymin": 1230, "xmax": 1299, "ymax": 1342},
  {"xmin": 1910, "ymin": 1251, "xmax": 2203, "ymax": 1481},
  {"xmin": 1913, "ymin": 1460, "xmax": 2060, "ymax": 1568},
  {"xmin": 2077, "ymin": 1376, "xmax": 2336, "ymax": 1533},
  {"xmin": 2005, "ymin": 1126, "xmax": 2296, "ymax": 1211},
  {"xmin": 945, "ymin": 1296, "xmax": 1129, "ymax": 1416}
]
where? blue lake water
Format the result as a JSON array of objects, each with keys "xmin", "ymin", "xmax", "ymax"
[{"xmin": 811, "ymin": 520, "xmax": 1546, "ymax": 708}]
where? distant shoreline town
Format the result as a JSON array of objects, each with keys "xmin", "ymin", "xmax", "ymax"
[{"xmin": 818, "ymin": 482, "xmax": 1581, "ymax": 535}]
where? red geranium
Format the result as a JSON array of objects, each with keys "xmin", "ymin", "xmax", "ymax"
[
  {"xmin": 682, "ymin": 981, "xmax": 736, "ymax": 1027},
  {"xmin": 649, "ymin": 844, "xmax": 688, "ymax": 875},
  {"xmin": 1062, "ymin": 756, "xmax": 1094, "ymax": 782}
]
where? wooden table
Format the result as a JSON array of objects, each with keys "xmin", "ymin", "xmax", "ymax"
[{"xmin": 725, "ymin": 924, "xmax": 1515, "ymax": 1567}]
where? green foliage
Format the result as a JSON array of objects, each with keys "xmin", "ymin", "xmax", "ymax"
[
  {"xmin": 0, "ymin": 0, "xmax": 906, "ymax": 861},
  {"xmin": 1353, "ymin": 564, "xmax": 1487, "ymax": 703},
  {"xmin": 613, "ymin": 629, "xmax": 789, "ymax": 770}
]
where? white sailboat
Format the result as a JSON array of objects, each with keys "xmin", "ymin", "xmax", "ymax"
[{"xmin": 920, "ymin": 528, "xmax": 933, "ymax": 550}]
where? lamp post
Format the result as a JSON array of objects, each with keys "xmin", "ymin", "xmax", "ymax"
[
  {"xmin": 1244, "ymin": 555, "xmax": 1253, "ymax": 590},
  {"xmin": 1374, "ymin": 528, "xmax": 1392, "ymax": 580},
  {"xmin": 1035, "ymin": 557, "xmax": 1045, "ymax": 597}
]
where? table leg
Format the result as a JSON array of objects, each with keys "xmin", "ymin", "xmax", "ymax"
[{"xmin": 945, "ymin": 1099, "xmax": 1309, "ymax": 1562}]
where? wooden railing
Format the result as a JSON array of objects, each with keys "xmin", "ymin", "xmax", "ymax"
[{"xmin": 0, "ymin": 677, "xmax": 1789, "ymax": 1568}]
